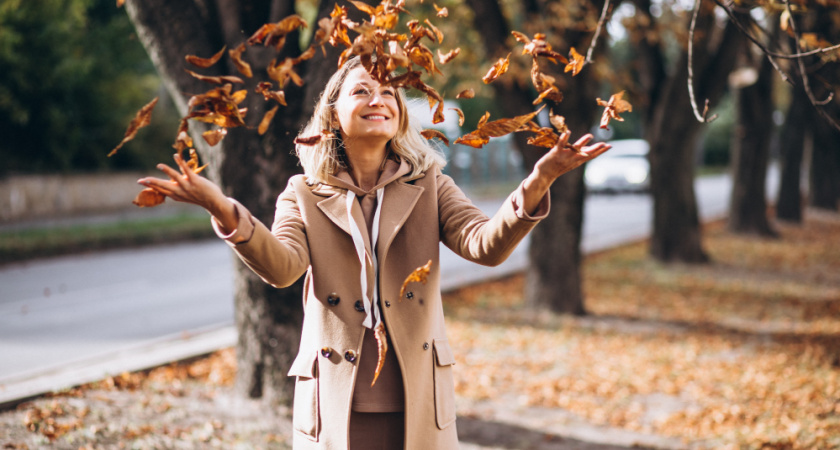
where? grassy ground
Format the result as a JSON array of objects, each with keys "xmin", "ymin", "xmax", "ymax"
[{"xmin": 2, "ymin": 209, "xmax": 839, "ymax": 449}]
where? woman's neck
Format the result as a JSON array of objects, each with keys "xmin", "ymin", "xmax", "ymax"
[{"xmin": 344, "ymin": 142, "xmax": 389, "ymax": 191}]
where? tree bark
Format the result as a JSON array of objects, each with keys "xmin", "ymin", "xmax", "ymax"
[
  {"xmin": 728, "ymin": 48, "xmax": 776, "ymax": 236},
  {"xmin": 776, "ymin": 85, "xmax": 810, "ymax": 222},
  {"xmin": 643, "ymin": 8, "xmax": 743, "ymax": 263},
  {"xmin": 809, "ymin": 116, "xmax": 840, "ymax": 211},
  {"xmin": 124, "ymin": 0, "xmax": 345, "ymax": 405},
  {"xmin": 463, "ymin": 0, "xmax": 600, "ymax": 314}
]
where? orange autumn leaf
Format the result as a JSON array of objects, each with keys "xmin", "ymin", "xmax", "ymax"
[
  {"xmin": 437, "ymin": 48, "xmax": 460, "ymax": 64},
  {"xmin": 258, "ymin": 105, "xmax": 279, "ymax": 135},
  {"xmin": 482, "ymin": 53, "xmax": 511, "ymax": 84},
  {"xmin": 400, "ymin": 260, "xmax": 433, "ymax": 299},
  {"xmin": 108, "ymin": 97, "xmax": 159, "ymax": 157},
  {"xmin": 132, "ymin": 188, "xmax": 166, "ymax": 208},
  {"xmin": 514, "ymin": 31, "xmax": 567, "ymax": 64},
  {"xmin": 172, "ymin": 119, "xmax": 193, "ymax": 152},
  {"xmin": 450, "ymin": 107, "xmax": 465, "ymax": 126},
  {"xmin": 454, "ymin": 132, "xmax": 490, "ymax": 149},
  {"xmin": 185, "ymin": 69, "xmax": 244, "ymax": 85},
  {"xmin": 186, "ymin": 85, "xmax": 247, "ymax": 128},
  {"xmin": 420, "ymin": 129, "xmax": 449, "ymax": 146},
  {"xmin": 248, "ymin": 15, "xmax": 308, "ymax": 50},
  {"xmin": 597, "ymin": 91, "xmax": 633, "ymax": 129},
  {"xmin": 564, "ymin": 47, "xmax": 585, "ymax": 76},
  {"xmin": 202, "ymin": 128, "xmax": 227, "ymax": 146},
  {"xmin": 116, "ymin": 0, "xmax": 125, "ymax": 6},
  {"xmin": 371, "ymin": 322, "xmax": 388, "ymax": 387},
  {"xmin": 294, "ymin": 130, "xmax": 334, "ymax": 146},
  {"xmin": 185, "ymin": 148, "xmax": 207, "ymax": 174},
  {"xmin": 455, "ymin": 107, "xmax": 544, "ymax": 148},
  {"xmin": 456, "ymin": 89, "xmax": 475, "ymax": 99},
  {"xmin": 185, "ymin": 46, "xmax": 226, "ymax": 69},
  {"xmin": 255, "ymin": 82, "xmax": 287, "ymax": 106},
  {"xmin": 434, "ymin": 4, "xmax": 448, "ymax": 17},
  {"xmin": 229, "ymin": 43, "xmax": 253, "ymax": 78}
]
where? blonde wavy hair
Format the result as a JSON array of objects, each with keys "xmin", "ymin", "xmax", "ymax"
[{"xmin": 295, "ymin": 57, "xmax": 447, "ymax": 184}]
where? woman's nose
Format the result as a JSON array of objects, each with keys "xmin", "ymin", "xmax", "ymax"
[{"xmin": 368, "ymin": 91, "xmax": 385, "ymax": 106}]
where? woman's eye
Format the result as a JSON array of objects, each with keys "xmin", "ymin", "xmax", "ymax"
[
  {"xmin": 353, "ymin": 88, "xmax": 369, "ymax": 96},
  {"xmin": 382, "ymin": 90, "xmax": 395, "ymax": 96}
]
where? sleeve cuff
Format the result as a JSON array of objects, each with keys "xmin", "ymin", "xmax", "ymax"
[
  {"xmin": 511, "ymin": 181, "xmax": 550, "ymax": 221},
  {"xmin": 211, "ymin": 198, "xmax": 256, "ymax": 244}
]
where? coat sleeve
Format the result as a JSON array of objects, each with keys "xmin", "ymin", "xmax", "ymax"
[
  {"xmin": 437, "ymin": 171, "xmax": 550, "ymax": 267},
  {"xmin": 211, "ymin": 177, "xmax": 310, "ymax": 289}
]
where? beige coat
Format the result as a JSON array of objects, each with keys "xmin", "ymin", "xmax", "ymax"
[{"xmin": 217, "ymin": 166, "xmax": 548, "ymax": 449}]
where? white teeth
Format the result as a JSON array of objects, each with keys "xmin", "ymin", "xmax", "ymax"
[{"xmin": 364, "ymin": 115, "xmax": 387, "ymax": 120}]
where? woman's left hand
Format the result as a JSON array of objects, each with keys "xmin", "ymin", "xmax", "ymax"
[{"xmin": 522, "ymin": 132, "xmax": 612, "ymax": 214}]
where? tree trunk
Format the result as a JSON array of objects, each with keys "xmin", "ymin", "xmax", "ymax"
[
  {"xmin": 809, "ymin": 116, "xmax": 840, "ymax": 211},
  {"xmin": 464, "ymin": 0, "xmax": 601, "ymax": 314},
  {"xmin": 124, "ymin": 0, "xmax": 344, "ymax": 405},
  {"xmin": 645, "ymin": 10, "xmax": 743, "ymax": 263},
  {"xmin": 728, "ymin": 49, "xmax": 776, "ymax": 236},
  {"xmin": 776, "ymin": 85, "xmax": 810, "ymax": 222}
]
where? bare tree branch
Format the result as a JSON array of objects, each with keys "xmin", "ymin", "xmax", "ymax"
[
  {"xmin": 783, "ymin": 0, "xmax": 840, "ymax": 132},
  {"xmin": 584, "ymin": 0, "xmax": 611, "ymax": 65},
  {"xmin": 687, "ymin": 0, "xmax": 717, "ymax": 123}
]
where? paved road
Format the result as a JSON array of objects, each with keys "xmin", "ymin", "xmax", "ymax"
[{"xmin": 0, "ymin": 173, "xmax": 745, "ymax": 404}]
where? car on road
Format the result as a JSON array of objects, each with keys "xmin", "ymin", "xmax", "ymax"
[{"xmin": 584, "ymin": 139, "xmax": 650, "ymax": 194}]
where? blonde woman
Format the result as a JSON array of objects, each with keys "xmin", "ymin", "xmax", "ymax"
[{"xmin": 139, "ymin": 57, "xmax": 610, "ymax": 449}]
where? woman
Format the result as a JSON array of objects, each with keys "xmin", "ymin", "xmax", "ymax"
[{"xmin": 139, "ymin": 57, "xmax": 610, "ymax": 449}]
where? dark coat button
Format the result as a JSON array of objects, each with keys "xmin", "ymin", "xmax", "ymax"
[
  {"xmin": 405, "ymin": 291, "xmax": 414, "ymax": 300},
  {"xmin": 327, "ymin": 293, "xmax": 340, "ymax": 306},
  {"xmin": 384, "ymin": 300, "xmax": 391, "ymax": 307},
  {"xmin": 423, "ymin": 342, "xmax": 430, "ymax": 350},
  {"xmin": 354, "ymin": 300, "xmax": 365, "ymax": 312},
  {"xmin": 344, "ymin": 350, "xmax": 357, "ymax": 363},
  {"xmin": 321, "ymin": 347, "xmax": 333, "ymax": 358}
]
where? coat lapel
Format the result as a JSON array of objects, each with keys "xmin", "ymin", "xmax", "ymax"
[
  {"xmin": 316, "ymin": 192, "xmax": 373, "ymax": 258},
  {"xmin": 377, "ymin": 180, "xmax": 424, "ymax": 258}
]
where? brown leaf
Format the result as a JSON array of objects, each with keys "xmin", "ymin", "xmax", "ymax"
[
  {"xmin": 186, "ymin": 148, "xmax": 207, "ymax": 174},
  {"xmin": 248, "ymin": 15, "xmax": 308, "ymax": 50},
  {"xmin": 132, "ymin": 188, "xmax": 166, "ymax": 207},
  {"xmin": 267, "ymin": 58, "xmax": 305, "ymax": 88},
  {"xmin": 438, "ymin": 48, "xmax": 460, "ymax": 64},
  {"xmin": 454, "ymin": 133, "xmax": 490, "ymax": 149},
  {"xmin": 564, "ymin": 47, "xmax": 585, "ymax": 76},
  {"xmin": 116, "ymin": 0, "xmax": 125, "ymax": 6},
  {"xmin": 597, "ymin": 91, "xmax": 633, "ymax": 129},
  {"xmin": 456, "ymin": 89, "xmax": 475, "ymax": 100},
  {"xmin": 450, "ymin": 107, "xmax": 465, "ymax": 126},
  {"xmin": 425, "ymin": 19, "xmax": 444, "ymax": 44},
  {"xmin": 518, "ymin": 32, "xmax": 567, "ymax": 64},
  {"xmin": 434, "ymin": 4, "xmax": 448, "ymax": 17},
  {"xmin": 482, "ymin": 53, "xmax": 511, "ymax": 84},
  {"xmin": 420, "ymin": 129, "xmax": 450, "ymax": 146},
  {"xmin": 185, "ymin": 46, "xmax": 226, "ymax": 69},
  {"xmin": 187, "ymin": 85, "xmax": 247, "ymax": 128},
  {"xmin": 371, "ymin": 322, "xmax": 388, "ymax": 387},
  {"xmin": 400, "ymin": 260, "xmax": 433, "ymax": 299},
  {"xmin": 294, "ymin": 130, "xmax": 334, "ymax": 146},
  {"xmin": 228, "ymin": 43, "xmax": 253, "ymax": 78},
  {"xmin": 255, "ymin": 82, "xmax": 287, "ymax": 106},
  {"xmin": 172, "ymin": 119, "xmax": 192, "ymax": 151},
  {"xmin": 258, "ymin": 105, "xmax": 279, "ymax": 135},
  {"xmin": 108, "ymin": 97, "xmax": 159, "ymax": 157},
  {"xmin": 202, "ymin": 128, "xmax": 227, "ymax": 146},
  {"xmin": 185, "ymin": 69, "xmax": 244, "ymax": 85}
]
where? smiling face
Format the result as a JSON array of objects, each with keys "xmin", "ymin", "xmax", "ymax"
[{"xmin": 333, "ymin": 66, "xmax": 401, "ymax": 152}]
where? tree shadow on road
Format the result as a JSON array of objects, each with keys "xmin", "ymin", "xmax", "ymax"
[{"xmin": 457, "ymin": 415, "xmax": 661, "ymax": 450}]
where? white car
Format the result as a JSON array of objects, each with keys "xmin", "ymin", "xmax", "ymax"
[{"xmin": 584, "ymin": 139, "xmax": 650, "ymax": 193}]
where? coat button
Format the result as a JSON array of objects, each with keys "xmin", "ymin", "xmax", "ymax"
[
  {"xmin": 327, "ymin": 293, "xmax": 340, "ymax": 306},
  {"xmin": 321, "ymin": 347, "xmax": 333, "ymax": 358},
  {"xmin": 344, "ymin": 350, "xmax": 357, "ymax": 363},
  {"xmin": 354, "ymin": 300, "xmax": 365, "ymax": 312},
  {"xmin": 423, "ymin": 342, "xmax": 430, "ymax": 350},
  {"xmin": 384, "ymin": 300, "xmax": 391, "ymax": 308},
  {"xmin": 405, "ymin": 291, "xmax": 414, "ymax": 300}
]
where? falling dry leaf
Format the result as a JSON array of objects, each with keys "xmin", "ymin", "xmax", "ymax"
[
  {"xmin": 597, "ymin": 91, "xmax": 633, "ymax": 129},
  {"xmin": 258, "ymin": 105, "xmax": 279, "ymax": 135},
  {"xmin": 565, "ymin": 47, "xmax": 585, "ymax": 76},
  {"xmin": 132, "ymin": 188, "xmax": 166, "ymax": 208},
  {"xmin": 420, "ymin": 129, "xmax": 449, "ymax": 145},
  {"xmin": 456, "ymin": 89, "xmax": 475, "ymax": 99},
  {"xmin": 185, "ymin": 46, "xmax": 226, "ymax": 69},
  {"xmin": 202, "ymin": 128, "xmax": 227, "ymax": 146},
  {"xmin": 248, "ymin": 15, "xmax": 308, "ymax": 50},
  {"xmin": 455, "ymin": 107, "xmax": 544, "ymax": 149},
  {"xmin": 108, "ymin": 97, "xmax": 159, "ymax": 157},
  {"xmin": 438, "ymin": 48, "xmax": 460, "ymax": 64},
  {"xmin": 371, "ymin": 322, "xmax": 388, "ymax": 387},
  {"xmin": 185, "ymin": 69, "xmax": 244, "ymax": 85},
  {"xmin": 482, "ymin": 53, "xmax": 511, "ymax": 84},
  {"xmin": 229, "ymin": 43, "xmax": 253, "ymax": 78},
  {"xmin": 434, "ymin": 4, "xmax": 448, "ymax": 17},
  {"xmin": 294, "ymin": 130, "xmax": 334, "ymax": 146},
  {"xmin": 400, "ymin": 260, "xmax": 433, "ymax": 299}
]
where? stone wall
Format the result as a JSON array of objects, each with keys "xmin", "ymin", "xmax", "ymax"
[{"xmin": 0, "ymin": 172, "xmax": 192, "ymax": 223}]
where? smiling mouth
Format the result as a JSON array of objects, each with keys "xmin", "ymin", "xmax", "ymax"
[{"xmin": 363, "ymin": 115, "xmax": 389, "ymax": 120}]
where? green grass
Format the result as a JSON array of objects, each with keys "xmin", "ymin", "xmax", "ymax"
[{"xmin": 0, "ymin": 213, "xmax": 216, "ymax": 264}]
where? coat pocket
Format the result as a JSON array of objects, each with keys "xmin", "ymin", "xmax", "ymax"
[
  {"xmin": 288, "ymin": 350, "xmax": 320, "ymax": 441},
  {"xmin": 433, "ymin": 338, "xmax": 457, "ymax": 429}
]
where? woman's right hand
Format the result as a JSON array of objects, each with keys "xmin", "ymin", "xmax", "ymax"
[{"xmin": 137, "ymin": 153, "xmax": 239, "ymax": 233}]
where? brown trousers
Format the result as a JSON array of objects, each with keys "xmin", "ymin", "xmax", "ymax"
[{"xmin": 349, "ymin": 411, "xmax": 405, "ymax": 449}]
